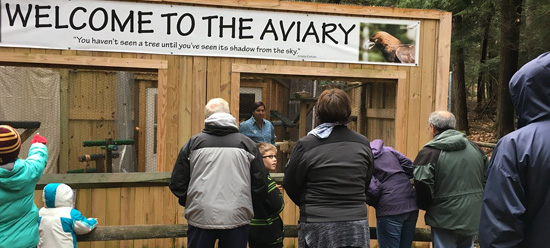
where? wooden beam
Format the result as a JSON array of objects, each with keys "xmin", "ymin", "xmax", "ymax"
[
  {"xmin": 123, "ymin": 0, "xmax": 446, "ymax": 20},
  {"xmin": 157, "ymin": 68, "xmax": 169, "ymax": 172},
  {"xmin": 36, "ymin": 172, "xmax": 285, "ymax": 189},
  {"xmin": 232, "ymin": 64, "xmax": 407, "ymax": 80},
  {"xmin": 36, "ymin": 172, "xmax": 172, "ymax": 189},
  {"xmin": 76, "ymin": 224, "xmax": 433, "ymax": 242},
  {"xmin": 0, "ymin": 52, "xmax": 167, "ymax": 70},
  {"xmin": 365, "ymin": 109, "xmax": 396, "ymax": 119},
  {"xmin": 434, "ymin": 12, "xmax": 452, "ymax": 111},
  {"xmin": 298, "ymin": 101, "xmax": 315, "ymax": 138}
]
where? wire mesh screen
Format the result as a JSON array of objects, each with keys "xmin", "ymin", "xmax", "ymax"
[{"xmin": 0, "ymin": 66, "xmax": 158, "ymax": 173}]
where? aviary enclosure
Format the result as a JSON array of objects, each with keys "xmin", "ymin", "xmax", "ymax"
[{"xmin": 0, "ymin": 0, "xmax": 451, "ymax": 247}]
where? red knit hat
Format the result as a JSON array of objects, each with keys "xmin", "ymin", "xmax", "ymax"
[{"xmin": 0, "ymin": 125, "xmax": 21, "ymax": 164}]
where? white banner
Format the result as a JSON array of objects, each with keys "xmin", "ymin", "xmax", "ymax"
[{"xmin": 0, "ymin": 0, "xmax": 420, "ymax": 65}]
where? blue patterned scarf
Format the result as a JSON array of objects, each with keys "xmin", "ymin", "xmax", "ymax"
[{"xmin": 308, "ymin": 122, "xmax": 346, "ymax": 139}]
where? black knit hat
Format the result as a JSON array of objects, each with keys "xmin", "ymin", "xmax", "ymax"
[{"xmin": 0, "ymin": 125, "xmax": 21, "ymax": 164}]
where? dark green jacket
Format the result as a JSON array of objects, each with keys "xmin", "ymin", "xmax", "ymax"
[{"xmin": 413, "ymin": 129, "xmax": 487, "ymax": 235}]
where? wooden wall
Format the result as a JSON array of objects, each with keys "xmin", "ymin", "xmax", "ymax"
[{"xmin": 0, "ymin": 0, "xmax": 451, "ymax": 247}]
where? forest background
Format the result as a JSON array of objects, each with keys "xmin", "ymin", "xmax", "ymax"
[{"xmin": 303, "ymin": 0, "xmax": 543, "ymax": 151}]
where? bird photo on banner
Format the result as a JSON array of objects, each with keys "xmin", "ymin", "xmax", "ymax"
[{"xmin": 359, "ymin": 23, "xmax": 418, "ymax": 65}]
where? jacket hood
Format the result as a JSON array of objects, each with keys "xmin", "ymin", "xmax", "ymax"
[
  {"xmin": 42, "ymin": 183, "xmax": 74, "ymax": 208},
  {"xmin": 204, "ymin": 112, "xmax": 238, "ymax": 129},
  {"xmin": 426, "ymin": 129, "xmax": 467, "ymax": 151},
  {"xmin": 0, "ymin": 161, "xmax": 31, "ymax": 191},
  {"xmin": 370, "ymin": 139, "xmax": 384, "ymax": 159},
  {"xmin": 509, "ymin": 52, "xmax": 550, "ymax": 128}
]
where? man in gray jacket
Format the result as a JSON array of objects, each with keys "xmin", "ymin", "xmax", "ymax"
[{"xmin": 170, "ymin": 98, "xmax": 269, "ymax": 248}]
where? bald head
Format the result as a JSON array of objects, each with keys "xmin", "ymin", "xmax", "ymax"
[{"xmin": 429, "ymin": 111, "xmax": 456, "ymax": 133}]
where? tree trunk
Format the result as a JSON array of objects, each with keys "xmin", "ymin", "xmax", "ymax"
[
  {"xmin": 451, "ymin": 15, "xmax": 469, "ymax": 134},
  {"xmin": 476, "ymin": 14, "xmax": 492, "ymax": 111},
  {"xmin": 496, "ymin": 0, "xmax": 522, "ymax": 138}
]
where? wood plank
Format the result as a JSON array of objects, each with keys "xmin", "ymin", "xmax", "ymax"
[
  {"xmin": 90, "ymin": 189, "xmax": 107, "ymax": 248},
  {"xmin": 281, "ymin": 189, "xmax": 298, "ymax": 247},
  {"xmin": 365, "ymin": 108, "xmax": 396, "ymax": 119},
  {"xmin": 0, "ymin": 52, "xmax": 167, "ymax": 69},
  {"xmin": 395, "ymin": 78, "xmax": 408, "ymax": 153},
  {"xmin": 435, "ymin": 12, "xmax": 452, "ymax": 111},
  {"xmin": 161, "ymin": 187, "xmax": 178, "ymax": 247},
  {"xmin": 220, "ymin": 58, "xmax": 233, "ymax": 102},
  {"xmin": 157, "ymin": 66, "xmax": 169, "ymax": 172},
  {"xmin": 233, "ymin": 64, "xmax": 407, "ymax": 79},
  {"xmin": 76, "ymin": 224, "xmax": 434, "ymax": 241},
  {"xmin": 133, "ymin": 187, "xmax": 148, "ymax": 248},
  {"xmin": 180, "ymin": 56, "xmax": 193, "ymax": 145},
  {"xmin": 68, "ymin": 112, "xmax": 116, "ymax": 121},
  {"xmin": 37, "ymin": 172, "xmax": 172, "ymax": 189},
  {"xmin": 36, "ymin": 172, "xmax": 284, "ymax": 189},
  {"xmin": 90, "ymin": 189, "xmax": 108, "ymax": 248},
  {"xmin": 126, "ymin": 0, "xmax": 445, "ymax": 19},
  {"xmin": 192, "ymin": 57, "xmax": 207, "ymax": 134},
  {"xmin": 164, "ymin": 56, "xmax": 180, "ymax": 172},
  {"xmin": 76, "ymin": 189, "xmax": 92, "ymax": 248},
  {"xmin": 230, "ymin": 71, "xmax": 241, "ymax": 117},
  {"xmin": 137, "ymin": 81, "xmax": 148, "ymax": 172},
  {"xmin": 207, "ymin": 57, "xmax": 222, "ymax": 99},
  {"xmin": 419, "ymin": 20, "xmax": 438, "ymax": 151},
  {"xmin": 118, "ymin": 187, "xmax": 136, "ymax": 248},
  {"xmin": 104, "ymin": 188, "xmax": 121, "ymax": 248},
  {"xmin": 59, "ymin": 69, "xmax": 70, "ymax": 174}
]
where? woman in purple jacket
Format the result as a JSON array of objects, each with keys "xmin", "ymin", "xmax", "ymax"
[{"xmin": 366, "ymin": 139, "xmax": 418, "ymax": 248}]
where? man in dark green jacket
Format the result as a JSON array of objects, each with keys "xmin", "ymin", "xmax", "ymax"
[{"xmin": 413, "ymin": 111, "xmax": 487, "ymax": 248}]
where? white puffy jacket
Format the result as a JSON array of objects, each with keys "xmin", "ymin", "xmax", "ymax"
[{"xmin": 38, "ymin": 183, "xmax": 97, "ymax": 248}]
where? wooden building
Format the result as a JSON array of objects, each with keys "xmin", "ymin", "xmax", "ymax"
[{"xmin": 0, "ymin": 0, "xmax": 451, "ymax": 247}]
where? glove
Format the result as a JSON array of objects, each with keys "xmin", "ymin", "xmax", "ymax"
[{"xmin": 31, "ymin": 133, "xmax": 48, "ymax": 145}]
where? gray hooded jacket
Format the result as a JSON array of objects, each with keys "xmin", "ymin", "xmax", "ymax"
[{"xmin": 169, "ymin": 113, "xmax": 268, "ymax": 229}]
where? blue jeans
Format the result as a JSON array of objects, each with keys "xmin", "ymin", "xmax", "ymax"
[
  {"xmin": 431, "ymin": 227, "xmax": 474, "ymax": 248},
  {"xmin": 376, "ymin": 210, "xmax": 419, "ymax": 248}
]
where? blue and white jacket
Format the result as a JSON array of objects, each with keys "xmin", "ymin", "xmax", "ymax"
[{"xmin": 38, "ymin": 183, "xmax": 97, "ymax": 248}]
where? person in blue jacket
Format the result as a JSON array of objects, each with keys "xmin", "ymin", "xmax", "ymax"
[
  {"xmin": 239, "ymin": 101, "xmax": 277, "ymax": 145},
  {"xmin": 0, "ymin": 126, "xmax": 48, "ymax": 248},
  {"xmin": 479, "ymin": 52, "xmax": 550, "ymax": 247},
  {"xmin": 38, "ymin": 183, "xmax": 97, "ymax": 248}
]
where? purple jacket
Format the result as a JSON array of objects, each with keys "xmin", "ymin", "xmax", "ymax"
[{"xmin": 366, "ymin": 139, "xmax": 418, "ymax": 216}]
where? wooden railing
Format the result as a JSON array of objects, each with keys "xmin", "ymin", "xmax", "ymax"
[
  {"xmin": 37, "ymin": 173, "xmax": 433, "ymax": 242},
  {"xmin": 77, "ymin": 224, "xmax": 433, "ymax": 242}
]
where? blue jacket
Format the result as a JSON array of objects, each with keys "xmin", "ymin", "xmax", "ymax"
[
  {"xmin": 366, "ymin": 139, "xmax": 417, "ymax": 217},
  {"xmin": 38, "ymin": 183, "xmax": 97, "ymax": 248},
  {"xmin": 0, "ymin": 143, "xmax": 48, "ymax": 248},
  {"xmin": 479, "ymin": 52, "xmax": 550, "ymax": 248},
  {"xmin": 239, "ymin": 117, "xmax": 276, "ymax": 145}
]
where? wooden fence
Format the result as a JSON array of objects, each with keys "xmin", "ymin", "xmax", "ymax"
[{"xmin": 37, "ymin": 173, "xmax": 433, "ymax": 243}]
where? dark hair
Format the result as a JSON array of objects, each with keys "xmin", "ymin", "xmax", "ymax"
[
  {"xmin": 252, "ymin": 101, "xmax": 265, "ymax": 114},
  {"xmin": 316, "ymin": 88, "xmax": 351, "ymax": 123}
]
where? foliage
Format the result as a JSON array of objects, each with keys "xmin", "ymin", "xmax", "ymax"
[{"xmin": 305, "ymin": 0, "xmax": 550, "ymax": 136}]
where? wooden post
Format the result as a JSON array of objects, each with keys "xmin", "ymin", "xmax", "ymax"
[
  {"xmin": 106, "ymin": 138, "xmax": 113, "ymax": 173},
  {"xmin": 298, "ymin": 99, "xmax": 316, "ymax": 138}
]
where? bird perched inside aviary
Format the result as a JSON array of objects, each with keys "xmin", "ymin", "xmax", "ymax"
[{"xmin": 368, "ymin": 31, "xmax": 415, "ymax": 64}]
